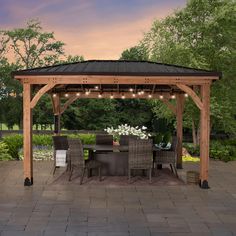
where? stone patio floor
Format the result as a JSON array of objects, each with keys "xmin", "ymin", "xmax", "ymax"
[{"xmin": 0, "ymin": 160, "xmax": 236, "ymax": 236}]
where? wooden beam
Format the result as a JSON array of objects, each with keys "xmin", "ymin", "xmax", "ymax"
[
  {"xmin": 200, "ymin": 83, "xmax": 211, "ymax": 189},
  {"xmin": 50, "ymin": 92, "xmax": 180, "ymax": 99},
  {"xmin": 23, "ymin": 82, "xmax": 33, "ymax": 186},
  {"xmin": 60, "ymin": 95, "xmax": 79, "ymax": 114},
  {"xmin": 176, "ymin": 94, "xmax": 184, "ymax": 169},
  {"xmin": 162, "ymin": 98, "xmax": 176, "ymax": 115},
  {"xmin": 30, "ymin": 83, "xmax": 55, "ymax": 108},
  {"xmin": 176, "ymin": 84, "xmax": 203, "ymax": 110},
  {"xmin": 15, "ymin": 75, "xmax": 218, "ymax": 85}
]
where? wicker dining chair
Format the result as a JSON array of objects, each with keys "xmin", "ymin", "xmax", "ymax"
[
  {"xmin": 128, "ymin": 139, "xmax": 153, "ymax": 183},
  {"xmin": 67, "ymin": 138, "xmax": 102, "ymax": 184},
  {"xmin": 52, "ymin": 135, "xmax": 69, "ymax": 175},
  {"xmin": 119, "ymin": 135, "xmax": 138, "ymax": 146},
  {"xmin": 96, "ymin": 134, "xmax": 113, "ymax": 145},
  {"xmin": 155, "ymin": 136, "xmax": 178, "ymax": 177}
]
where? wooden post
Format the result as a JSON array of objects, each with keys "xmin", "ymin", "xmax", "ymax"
[
  {"xmin": 52, "ymin": 95, "xmax": 61, "ymax": 135},
  {"xmin": 54, "ymin": 115, "xmax": 60, "ymax": 134},
  {"xmin": 176, "ymin": 94, "xmax": 184, "ymax": 169},
  {"xmin": 200, "ymin": 83, "xmax": 210, "ymax": 189},
  {"xmin": 23, "ymin": 82, "xmax": 33, "ymax": 186}
]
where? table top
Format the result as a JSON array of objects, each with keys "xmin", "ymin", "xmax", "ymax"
[
  {"xmin": 83, "ymin": 144, "xmax": 160, "ymax": 152},
  {"xmin": 83, "ymin": 144, "xmax": 128, "ymax": 152}
]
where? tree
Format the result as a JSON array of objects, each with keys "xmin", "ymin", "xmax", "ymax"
[
  {"xmin": 0, "ymin": 19, "xmax": 84, "ymax": 129},
  {"xmin": 141, "ymin": 0, "xmax": 236, "ymax": 142},
  {"xmin": 120, "ymin": 45, "xmax": 149, "ymax": 61},
  {"xmin": 2, "ymin": 19, "xmax": 65, "ymax": 69}
]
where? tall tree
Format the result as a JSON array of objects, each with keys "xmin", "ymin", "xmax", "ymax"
[{"xmin": 141, "ymin": 0, "xmax": 236, "ymax": 143}]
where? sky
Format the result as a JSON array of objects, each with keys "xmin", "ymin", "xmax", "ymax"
[{"xmin": 0, "ymin": 0, "xmax": 187, "ymax": 59}]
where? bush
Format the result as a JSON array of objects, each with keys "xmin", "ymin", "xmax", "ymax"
[
  {"xmin": 2, "ymin": 133, "xmax": 96, "ymax": 160},
  {"xmin": 2, "ymin": 134, "xmax": 23, "ymax": 160},
  {"xmin": 184, "ymin": 140, "xmax": 236, "ymax": 162},
  {"xmin": 183, "ymin": 143, "xmax": 200, "ymax": 156},
  {"xmin": 0, "ymin": 141, "xmax": 12, "ymax": 161},
  {"xmin": 33, "ymin": 135, "xmax": 53, "ymax": 147}
]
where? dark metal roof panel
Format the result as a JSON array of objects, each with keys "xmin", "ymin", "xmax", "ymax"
[{"xmin": 13, "ymin": 60, "xmax": 222, "ymax": 78}]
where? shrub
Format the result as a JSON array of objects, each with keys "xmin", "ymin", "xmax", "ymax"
[
  {"xmin": 183, "ymin": 143, "xmax": 200, "ymax": 156},
  {"xmin": 33, "ymin": 135, "xmax": 53, "ymax": 147},
  {"xmin": 2, "ymin": 134, "xmax": 23, "ymax": 160},
  {"xmin": 67, "ymin": 133, "xmax": 96, "ymax": 144},
  {"xmin": 0, "ymin": 141, "xmax": 12, "ymax": 161}
]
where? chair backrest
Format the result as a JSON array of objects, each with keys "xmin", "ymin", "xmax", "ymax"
[
  {"xmin": 128, "ymin": 139, "xmax": 153, "ymax": 168},
  {"xmin": 52, "ymin": 135, "xmax": 69, "ymax": 150},
  {"xmin": 68, "ymin": 138, "xmax": 85, "ymax": 167},
  {"xmin": 170, "ymin": 136, "xmax": 178, "ymax": 151},
  {"xmin": 120, "ymin": 135, "xmax": 138, "ymax": 146},
  {"xmin": 96, "ymin": 134, "xmax": 113, "ymax": 145}
]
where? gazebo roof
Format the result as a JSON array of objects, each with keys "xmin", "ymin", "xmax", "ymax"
[{"xmin": 13, "ymin": 60, "xmax": 221, "ymax": 78}]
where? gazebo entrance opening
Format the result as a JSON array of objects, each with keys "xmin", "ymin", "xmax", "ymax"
[{"xmin": 13, "ymin": 60, "xmax": 221, "ymax": 188}]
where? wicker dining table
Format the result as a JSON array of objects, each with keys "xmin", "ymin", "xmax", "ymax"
[{"xmin": 83, "ymin": 144, "xmax": 159, "ymax": 176}]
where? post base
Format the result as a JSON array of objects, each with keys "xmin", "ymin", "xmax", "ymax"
[
  {"xmin": 24, "ymin": 177, "xmax": 33, "ymax": 186},
  {"xmin": 199, "ymin": 180, "xmax": 210, "ymax": 189}
]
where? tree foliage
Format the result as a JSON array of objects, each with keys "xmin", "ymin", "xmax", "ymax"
[{"xmin": 141, "ymin": 0, "xmax": 236, "ymax": 137}]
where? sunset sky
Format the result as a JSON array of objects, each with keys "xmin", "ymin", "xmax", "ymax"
[{"xmin": 0, "ymin": 0, "xmax": 187, "ymax": 59}]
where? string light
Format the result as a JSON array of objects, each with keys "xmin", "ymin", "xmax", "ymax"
[
  {"xmin": 159, "ymin": 95, "xmax": 164, "ymax": 99},
  {"xmin": 53, "ymin": 93, "xmax": 57, "ymax": 98},
  {"xmin": 184, "ymin": 93, "xmax": 189, "ymax": 98},
  {"xmin": 121, "ymin": 94, "xmax": 125, "ymax": 99},
  {"xmin": 129, "ymin": 88, "xmax": 133, "ymax": 92},
  {"xmin": 148, "ymin": 94, "xmax": 152, "ymax": 98},
  {"xmin": 138, "ymin": 91, "xmax": 142, "ymax": 95},
  {"xmin": 171, "ymin": 94, "xmax": 176, "ymax": 99},
  {"xmin": 76, "ymin": 92, "xmax": 80, "ymax": 97},
  {"xmin": 94, "ymin": 86, "xmax": 99, "ymax": 90},
  {"xmin": 65, "ymin": 93, "xmax": 69, "ymax": 97},
  {"xmin": 85, "ymin": 90, "xmax": 90, "ymax": 95},
  {"xmin": 110, "ymin": 94, "xmax": 114, "ymax": 99},
  {"xmin": 140, "ymin": 90, "xmax": 145, "ymax": 95},
  {"xmin": 98, "ymin": 93, "xmax": 103, "ymax": 98},
  {"xmin": 132, "ymin": 93, "xmax": 136, "ymax": 97}
]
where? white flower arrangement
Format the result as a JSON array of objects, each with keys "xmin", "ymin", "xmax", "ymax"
[{"xmin": 104, "ymin": 124, "xmax": 151, "ymax": 140}]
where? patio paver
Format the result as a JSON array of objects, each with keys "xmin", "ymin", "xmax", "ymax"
[{"xmin": 0, "ymin": 160, "xmax": 236, "ymax": 236}]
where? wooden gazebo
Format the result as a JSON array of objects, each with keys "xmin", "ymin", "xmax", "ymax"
[{"xmin": 13, "ymin": 60, "xmax": 221, "ymax": 188}]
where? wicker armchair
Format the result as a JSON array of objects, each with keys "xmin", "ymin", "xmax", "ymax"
[
  {"xmin": 96, "ymin": 134, "xmax": 113, "ymax": 145},
  {"xmin": 68, "ymin": 139, "xmax": 102, "ymax": 184},
  {"xmin": 52, "ymin": 135, "xmax": 69, "ymax": 174},
  {"xmin": 155, "ymin": 136, "xmax": 178, "ymax": 177},
  {"xmin": 128, "ymin": 139, "xmax": 153, "ymax": 183}
]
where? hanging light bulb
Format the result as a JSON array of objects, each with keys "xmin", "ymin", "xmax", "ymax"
[
  {"xmin": 129, "ymin": 88, "xmax": 133, "ymax": 92},
  {"xmin": 141, "ymin": 90, "xmax": 145, "ymax": 95},
  {"xmin": 98, "ymin": 93, "xmax": 103, "ymax": 98},
  {"xmin": 171, "ymin": 94, "xmax": 176, "ymax": 99},
  {"xmin": 85, "ymin": 90, "xmax": 90, "ymax": 95},
  {"xmin": 138, "ymin": 91, "xmax": 141, "ymax": 95},
  {"xmin": 184, "ymin": 93, "xmax": 188, "ymax": 98},
  {"xmin": 132, "ymin": 93, "xmax": 136, "ymax": 97},
  {"xmin": 148, "ymin": 94, "xmax": 152, "ymax": 98},
  {"xmin": 65, "ymin": 93, "xmax": 69, "ymax": 97},
  {"xmin": 76, "ymin": 92, "xmax": 80, "ymax": 97},
  {"xmin": 121, "ymin": 94, "xmax": 125, "ymax": 99},
  {"xmin": 53, "ymin": 93, "xmax": 57, "ymax": 98},
  {"xmin": 110, "ymin": 94, "xmax": 114, "ymax": 99},
  {"xmin": 159, "ymin": 95, "xmax": 164, "ymax": 99},
  {"xmin": 94, "ymin": 85, "xmax": 99, "ymax": 90}
]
